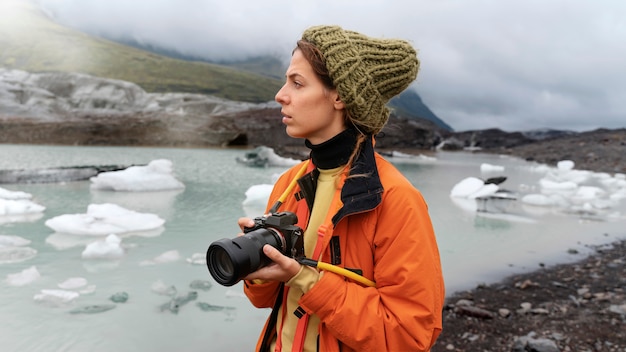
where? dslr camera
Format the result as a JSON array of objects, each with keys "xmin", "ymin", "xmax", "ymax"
[{"xmin": 206, "ymin": 211, "xmax": 304, "ymax": 286}]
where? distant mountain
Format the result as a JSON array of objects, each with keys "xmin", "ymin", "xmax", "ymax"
[
  {"xmin": 112, "ymin": 40, "xmax": 452, "ymax": 131},
  {"xmin": 1, "ymin": 0, "xmax": 449, "ymax": 129},
  {"xmin": 390, "ymin": 90, "xmax": 452, "ymax": 131},
  {"xmin": 113, "ymin": 37, "xmax": 287, "ymax": 80},
  {"xmin": 521, "ymin": 128, "xmax": 578, "ymax": 140}
]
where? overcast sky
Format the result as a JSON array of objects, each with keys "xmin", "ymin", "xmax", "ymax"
[{"xmin": 34, "ymin": 0, "xmax": 626, "ymax": 132}]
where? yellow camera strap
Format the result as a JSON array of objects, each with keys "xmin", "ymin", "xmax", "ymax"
[{"xmin": 268, "ymin": 159, "xmax": 311, "ymax": 214}]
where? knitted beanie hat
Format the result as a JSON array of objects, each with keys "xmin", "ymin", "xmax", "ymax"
[{"xmin": 302, "ymin": 25, "xmax": 419, "ymax": 135}]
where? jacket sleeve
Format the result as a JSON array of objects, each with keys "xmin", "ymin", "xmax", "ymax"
[{"xmin": 297, "ymin": 183, "xmax": 445, "ymax": 351}]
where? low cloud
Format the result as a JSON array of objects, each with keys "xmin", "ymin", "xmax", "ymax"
[{"xmin": 34, "ymin": 0, "xmax": 626, "ymax": 132}]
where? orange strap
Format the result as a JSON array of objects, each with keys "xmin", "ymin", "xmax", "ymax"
[
  {"xmin": 275, "ymin": 161, "xmax": 315, "ymax": 352},
  {"xmin": 276, "ymin": 162, "xmax": 345, "ymax": 352},
  {"xmin": 291, "ymin": 175, "xmax": 343, "ymax": 352}
]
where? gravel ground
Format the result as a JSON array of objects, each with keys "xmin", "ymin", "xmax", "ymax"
[
  {"xmin": 431, "ymin": 240, "xmax": 626, "ymax": 352},
  {"xmin": 493, "ymin": 128, "xmax": 626, "ymax": 174}
]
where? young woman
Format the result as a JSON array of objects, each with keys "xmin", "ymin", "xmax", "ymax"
[{"xmin": 240, "ymin": 25, "xmax": 444, "ymax": 352}]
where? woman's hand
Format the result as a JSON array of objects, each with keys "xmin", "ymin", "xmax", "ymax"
[
  {"xmin": 238, "ymin": 216, "xmax": 301, "ymax": 282},
  {"xmin": 244, "ymin": 244, "xmax": 302, "ymax": 283},
  {"xmin": 237, "ymin": 217, "xmax": 255, "ymax": 232}
]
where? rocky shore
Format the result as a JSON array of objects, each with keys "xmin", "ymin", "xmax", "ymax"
[{"xmin": 431, "ymin": 240, "xmax": 626, "ymax": 352}]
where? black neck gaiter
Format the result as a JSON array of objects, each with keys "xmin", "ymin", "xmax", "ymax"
[{"xmin": 305, "ymin": 127, "xmax": 359, "ymax": 170}]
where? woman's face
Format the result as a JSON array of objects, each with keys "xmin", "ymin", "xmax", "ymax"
[{"xmin": 275, "ymin": 49, "xmax": 346, "ymax": 145}]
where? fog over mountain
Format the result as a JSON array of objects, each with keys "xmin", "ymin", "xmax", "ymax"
[{"xmin": 25, "ymin": 0, "xmax": 626, "ymax": 132}]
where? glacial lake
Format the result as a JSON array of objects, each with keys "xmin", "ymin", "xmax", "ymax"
[{"xmin": 1, "ymin": 144, "xmax": 625, "ymax": 351}]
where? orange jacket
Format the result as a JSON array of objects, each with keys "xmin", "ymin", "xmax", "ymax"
[{"xmin": 244, "ymin": 141, "xmax": 444, "ymax": 352}]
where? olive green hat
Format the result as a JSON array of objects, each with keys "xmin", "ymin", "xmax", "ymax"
[{"xmin": 302, "ymin": 25, "xmax": 419, "ymax": 135}]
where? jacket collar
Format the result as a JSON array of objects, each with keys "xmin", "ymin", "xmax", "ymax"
[
  {"xmin": 298, "ymin": 132, "xmax": 383, "ymax": 226},
  {"xmin": 332, "ymin": 135, "xmax": 383, "ymax": 225}
]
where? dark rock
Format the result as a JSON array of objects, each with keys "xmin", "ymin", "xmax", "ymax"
[
  {"xmin": 512, "ymin": 334, "xmax": 560, "ymax": 352},
  {"xmin": 442, "ymin": 128, "xmax": 535, "ymax": 150},
  {"xmin": 0, "ymin": 165, "xmax": 136, "ymax": 184},
  {"xmin": 454, "ymin": 305, "xmax": 496, "ymax": 319},
  {"xmin": 69, "ymin": 304, "xmax": 116, "ymax": 314},
  {"xmin": 159, "ymin": 291, "xmax": 198, "ymax": 314},
  {"xmin": 189, "ymin": 280, "xmax": 212, "ymax": 291},
  {"xmin": 110, "ymin": 292, "xmax": 129, "ymax": 303}
]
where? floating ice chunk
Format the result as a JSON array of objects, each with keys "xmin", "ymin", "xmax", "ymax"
[
  {"xmin": 0, "ymin": 235, "xmax": 31, "ymax": 247},
  {"xmin": 80, "ymin": 285, "xmax": 97, "ymax": 294},
  {"xmin": 46, "ymin": 227, "xmax": 163, "ymax": 250},
  {"xmin": 450, "ymin": 177, "xmax": 500, "ymax": 199},
  {"xmin": 383, "ymin": 151, "xmax": 437, "ymax": 165},
  {"xmin": 557, "ymin": 160, "xmax": 575, "ymax": 171},
  {"xmin": 242, "ymin": 184, "xmax": 272, "ymax": 207},
  {"xmin": 0, "ymin": 187, "xmax": 32, "ymax": 200},
  {"xmin": 539, "ymin": 179, "xmax": 578, "ymax": 191},
  {"xmin": 58, "ymin": 277, "xmax": 88, "ymax": 290},
  {"xmin": 151, "ymin": 279, "xmax": 177, "ymax": 296},
  {"xmin": 610, "ymin": 189, "xmax": 626, "ymax": 201},
  {"xmin": 34, "ymin": 289, "xmax": 79, "ymax": 305},
  {"xmin": 468, "ymin": 183, "xmax": 499, "ymax": 199},
  {"xmin": 5, "ymin": 266, "xmax": 40, "ymax": 286},
  {"xmin": 153, "ymin": 250, "xmax": 180, "ymax": 263},
  {"xmin": 186, "ymin": 252, "xmax": 206, "ymax": 265},
  {"xmin": 450, "ymin": 177, "xmax": 485, "ymax": 198},
  {"xmin": 546, "ymin": 166, "xmax": 591, "ymax": 184},
  {"xmin": 570, "ymin": 186, "xmax": 606, "ymax": 203},
  {"xmin": 0, "ymin": 246, "xmax": 37, "ymax": 264},
  {"xmin": 0, "ymin": 198, "xmax": 46, "ymax": 215},
  {"xmin": 140, "ymin": 250, "xmax": 180, "ymax": 266},
  {"xmin": 45, "ymin": 203, "xmax": 165, "ymax": 236},
  {"xmin": 480, "ymin": 163, "xmax": 505, "ymax": 174},
  {"xmin": 521, "ymin": 194, "xmax": 556, "ymax": 207},
  {"xmin": 236, "ymin": 146, "xmax": 300, "ymax": 168},
  {"xmin": 589, "ymin": 198, "xmax": 616, "ymax": 210},
  {"xmin": 225, "ymin": 289, "xmax": 247, "ymax": 299},
  {"xmin": 528, "ymin": 164, "xmax": 551, "ymax": 174},
  {"xmin": 90, "ymin": 159, "xmax": 185, "ymax": 191},
  {"xmin": 81, "ymin": 234, "xmax": 124, "ymax": 259},
  {"xmin": 242, "ymin": 184, "xmax": 273, "ymax": 217}
]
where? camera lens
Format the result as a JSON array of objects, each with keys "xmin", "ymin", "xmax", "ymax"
[
  {"xmin": 211, "ymin": 246, "xmax": 234, "ymax": 278},
  {"xmin": 206, "ymin": 228, "xmax": 284, "ymax": 286}
]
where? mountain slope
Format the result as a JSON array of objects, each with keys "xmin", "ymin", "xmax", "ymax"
[
  {"xmin": 111, "ymin": 39, "xmax": 452, "ymax": 130},
  {"xmin": 1, "ymin": 0, "xmax": 450, "ymax": 129},
  {"xmin": 390, "ymin": 90, "xmax": 452, "ymax": 131},
  {"xmin": 0, "ymin": 0, "xmax": 282, "ymax": 102}
]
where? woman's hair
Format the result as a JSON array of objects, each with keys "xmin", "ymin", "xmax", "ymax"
[
  {"xmin": 296, "ymin": 40, "xmax": 334, "ymax": 90},
  {"xmin": 296, "ymin": 39, "xmax": 369, "ymax": 179}
]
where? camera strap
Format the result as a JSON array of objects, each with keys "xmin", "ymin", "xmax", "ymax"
[
  {"xmin": 276, "ymin": 161, "xmax": 345, "ymax": 352},
  {"xmin": 291, "ymin": 177, "xmax": 344, "ymax": 352}
]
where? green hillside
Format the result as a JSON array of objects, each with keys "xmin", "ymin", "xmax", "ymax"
[
  {"xmin": 0, "ymin": 0, "xmax": 450, "ymax": 130},
  {"xmin": 0, "ymin": 0, "xmax": 282, "ymax": 102}
]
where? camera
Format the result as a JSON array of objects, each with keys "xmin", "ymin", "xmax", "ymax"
[{"xmin": 206, "ymin": 211, "xmax": 304, "ymax": 286}]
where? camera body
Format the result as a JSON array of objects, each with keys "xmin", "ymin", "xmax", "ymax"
[
  {"xmin": 244, "ymin": 212, "xmax": 304, "ymax": 258},
  {"xmin": 206, "ymin": 211, "xmax": 304, "ymax": 286}
]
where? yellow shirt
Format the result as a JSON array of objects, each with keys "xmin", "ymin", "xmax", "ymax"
[{"xmin": 273, "ymin": 166, "xmax": 342, "ymax": 351}]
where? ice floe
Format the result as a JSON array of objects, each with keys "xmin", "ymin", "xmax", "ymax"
[
  {"xmin": 45, "ymin": 203, "xmax": 165, "ymax": 236},
  {"xmin": 90, "ymin": 159, "xmax": 185, "ymax": 191}
]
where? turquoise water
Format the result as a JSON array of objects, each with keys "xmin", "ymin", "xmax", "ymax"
[{"xmin": 1, "ymin": 144, "xmax": 624, "ymax": 351}]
